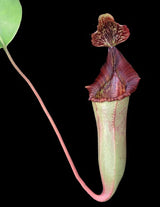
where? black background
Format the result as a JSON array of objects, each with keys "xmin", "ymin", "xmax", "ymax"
[{"xmin": 1, "ymin": 1, "xmax": 154, "ymax": 206}]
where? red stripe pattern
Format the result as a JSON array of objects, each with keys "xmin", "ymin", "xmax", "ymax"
[
  {"xmin": 91, "ymin": 13, "xmax": 130, "ymax": 48},
  {"xmin": 86, "ymin": 47, "xmax": 140, "ymax": 102}
]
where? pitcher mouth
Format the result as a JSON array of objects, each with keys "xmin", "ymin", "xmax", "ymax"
[{"xmin": 86, "ymin": 47, "xmax": 140, "ymax": 102}]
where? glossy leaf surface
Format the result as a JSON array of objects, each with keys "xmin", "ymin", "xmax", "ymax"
[{"xmin": 0, "ymin": 0, "xmax": 22, "ymax": 49}]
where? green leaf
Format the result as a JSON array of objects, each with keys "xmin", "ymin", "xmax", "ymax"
[{"xmin": 0, "ymin": 0, "xmax": 22, "ymax": 49}]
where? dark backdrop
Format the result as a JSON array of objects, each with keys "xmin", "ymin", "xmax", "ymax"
[{"xmin": 1, "ymin": 1, "xmax": 154, "ymax": 206}]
